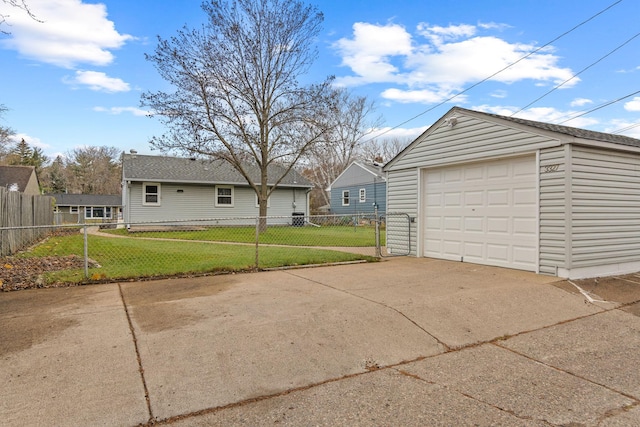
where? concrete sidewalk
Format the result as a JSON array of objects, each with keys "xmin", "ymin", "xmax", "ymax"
[{"xmin": 1, "ymin": 258, "xmax": 639, "ymax": 426}]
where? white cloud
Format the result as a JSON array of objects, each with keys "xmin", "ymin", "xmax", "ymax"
[
  {"xmin": 607, "ymin": 119, "xmax": 640, "ymax": 139},
  {"xmin": 0, "ymin": 0, "xmax": 132, "ymax": 68},
  {"xmin": 8, "ymin": 133, "xmax": 50, "ymax": 150},
  {"xmin": 333, "ymin": 22, "xmax": 413, "ymax": 85},
  {"xmin": 417, "ymin": 23, "xmax": 476, "ymax": 45},
  {"xmin": 93, "ymin": 106, "xmax": 149, "ymax": 117},
  {"xmin": 570, "ymin": 98, "xmax": 593, "ymax": 107},
  {"xmin": 491, "ymin": 90, "xmax": 508, "ymax": 99},
  {"xmin": 478, "ymin": 22, "xmax": 511, "ymax": 31},
  {"xmin": 624, "ymin": 97, "xmax": 640, "ymax": 112},
  {"xmin": 333, "ymin": 21, "xmax": 577, "ymax": 103},
  {"xmin": 65, "ymin": 70, "xmax": 130, "ymax": 92},
  {"xmin": 381, "ymin": 87, "xmax": 467, "ymax": 104},
  {"xmin": 472, "ymin": 104, "xmax": 599, "ymax": 128}
]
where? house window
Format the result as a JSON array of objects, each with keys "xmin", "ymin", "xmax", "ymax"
[
  {"xmin": 359, "ymin": 188, "xmax": 366, "ymax": 203},
  {"xmin": 215, "ymin": 185, "xmax": 234, "ymax": 207},
  {"xmin": 255, "ymin": 193, "xmax": 271, "ymax": 208},
  {"xmin": 342, "ymin": 190, "xmax": 350, "ymax": 206},
  {"xmin": 85, "ymin": 207, "xmax": 112, "ymax": 219},
  {"xmin": 70, "ymin": 206, "xmax": 79, "ymax": 214},
  {"xmin": 143, "ymin": 183, "xmax": 161, "ymax": 206}
]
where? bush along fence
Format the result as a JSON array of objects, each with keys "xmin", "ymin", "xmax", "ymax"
[
  {"xmin": 0, "ymin": 213, "xmax": 411, "ymax": 290},
  {"xmin": 0, "ymin": 188, "xmax": 55, "ymax": 256}
]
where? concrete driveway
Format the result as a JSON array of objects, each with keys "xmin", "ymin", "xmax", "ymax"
[{"xmin": 1, "ymin": 257, "xmax": 639, "ymax": 426}]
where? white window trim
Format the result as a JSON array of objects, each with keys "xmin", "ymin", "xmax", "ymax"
[
  {"xmin": 85, "ymin": 206, "xmax": 112, "ymax": 219},
  {"xmin": 359, "ymin": 188, "xmax": 366, "ymax": 203},
  {"xmin": 70, "ymin": 206, "xmax": 79, "ymax": 214},
  {"xmin": 255, "ymin": 192, "xmax": 271, "ymax": 208},
  {"xmin": 143, "ymin": 182, "xmax": 161, "ymax": 206},
  {"xmin": 342, "ymin": 190, "xmax": 350, "ymax": 206},
  {"xmin": 215, "ymin": 185, "xmax": 234, "ymax": 207}
]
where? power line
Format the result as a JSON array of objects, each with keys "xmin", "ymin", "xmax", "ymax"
[
  {"xmin": 556, "ymin": 89, "xmax": 640, "ymax": 125},
  {"xmin": 511, "ymin": 30, "xmax": 640, "ymax": 116},
  {"xmin": 611, "ymin": 122, "xmax": 640, "ymax": 134},
  {"xmin": 364, "ymin": 0, "xmax": 623, "ymax": 142}
]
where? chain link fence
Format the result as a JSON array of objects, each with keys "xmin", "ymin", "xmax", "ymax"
[{"xmin": 0, "ymin": 213, "xmax": 408, "ymax": 290}]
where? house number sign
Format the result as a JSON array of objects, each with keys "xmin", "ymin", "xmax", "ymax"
[{"xmin": 543, "ymin": 164, "xmax": 560, "ymax": 173}]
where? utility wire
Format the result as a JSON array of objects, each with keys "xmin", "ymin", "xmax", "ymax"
[
  {"xmin": 365, "ymin": 0, "xmax": 623, "ymax": 142},
  {"xmin": 611, "ymin": 122, "xmax": 640, "ymax": 134},
  {"xmin": 556, "ymin": 89, "xmax": 640, "ymax": 124},
  {"xmin": 511, "ymin": 30, "xmax": 640, "ymax": 116}
]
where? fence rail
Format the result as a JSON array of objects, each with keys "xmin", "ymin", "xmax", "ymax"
[{"xmin": 0, "ymin": 213, "xmax": 409, "ymax": 290}]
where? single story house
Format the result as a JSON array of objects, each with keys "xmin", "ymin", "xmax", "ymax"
[
  {"xmin": 327, "ymin": 161, "xmax": 386, "ymax": 216},
  {"xmin": 0, "ymin": 165, "xmax": 40, "ymax": 195},
  {"xmin": 384, "ymin": 106, "xmax": 640, "ymax": 279},
  {"xmin": 121, "ymin": 154, "xmax": 313, "ymax": 225},
  {"xmin": 49, "ymin": 193, "xmax": 122, "ymax": 224}
]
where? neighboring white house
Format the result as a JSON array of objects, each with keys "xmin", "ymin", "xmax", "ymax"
[
  {"xmin": 121, "ymin": 154, "xmax": 313, "ymax": 225},
  {"xmin": 384, "ymin": 106, "xmax": 640, "ymax": 279}
]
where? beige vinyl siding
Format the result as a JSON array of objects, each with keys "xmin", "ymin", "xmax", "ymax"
[
  {"xmin": 127, "ymin": 182, "xmax": 307, "ymax": 223},
  {"xmin": 386, "ymin": 168, "xmax": 418, "ymax": 255},
  {"xmin": 386, "ymin": 114, "xmax": 561, "ymax": 260},
  {"xmin": 538, "ymin": 146, "xmax": 568, "ymax": 275},
  {"xmin": 389, "ymin": 115, "xmax": 558, "ymax": 171},
  {"xmin": 570, "ymin": 146, "xmax": 640, "ymax": 268}
]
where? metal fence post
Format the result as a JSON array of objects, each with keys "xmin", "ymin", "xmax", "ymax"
[
  {"xmin": 375, "ymin": 207, "xmax": 381, "ymax": 258},
  {"xmin": 83, "ymin": 224, "xmax": 89, "ymax": 278},
  {"xmin": 255, "ymin": 216, "xmax": 260, "ymax": 269}
]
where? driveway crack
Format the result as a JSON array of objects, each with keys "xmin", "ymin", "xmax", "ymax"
[
  {"xmin": 117, "ymin": 283, "xmax": 154, "ymax": 424},
  {"xmin": 285, "ymin": 271, "xmax": 451, "ymax": 352}
]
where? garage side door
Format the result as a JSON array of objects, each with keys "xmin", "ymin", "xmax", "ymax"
[{"xmin": 423, "ymin": 156, "xmax": 537, "ymax": 271}]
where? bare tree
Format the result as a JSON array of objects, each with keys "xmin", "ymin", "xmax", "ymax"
[
  {"xmin": 142, "ymin": 0, "xmax": 334, "ymax": 230},
  {"xmin": 63, "ymin": 146, "xmax": 121, "ymax": 195},
  {"xmin": 1, "ymin": 0, "xmax": 40, "ymax": 34},
  {"xmin": 0, "ymin": 104, "xmax": 14, "ymax": 161},
  {"xmin": 358, "ymin": 137, "xmax": 412, "ymax": 165},
  {"xmin": 303, "ymin": 88, "xmax": 381, "ymax": 207}
]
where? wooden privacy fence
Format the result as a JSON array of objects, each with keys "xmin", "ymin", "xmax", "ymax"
[{"xmin": 0, "ymin": 187, "xmax": 55, "ymax": 256}]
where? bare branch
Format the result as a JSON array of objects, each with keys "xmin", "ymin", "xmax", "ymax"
[{"xmin": 142, "ymin": 0, "xmax": 332, "ymax": 226}]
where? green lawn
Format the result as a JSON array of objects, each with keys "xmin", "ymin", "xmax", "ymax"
[
  {"xmin": 25, "ymin": 232, "xmax": 377, "ymax": 284},
  {"xmin": 105, "ymin": 224, "xmax": 385, "ymax": 247}
]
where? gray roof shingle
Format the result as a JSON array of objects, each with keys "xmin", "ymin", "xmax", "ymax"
[
  {"xmin": 48, "ymin": 194, "xmax": 122, "ymax": 207},
  {"xmin": 455, "ymin": 106, "xmax": 640, "ymax": 148},
  {"xmin": 0, "ymin": 165, "xmax": 36, "ymax": 192},
  {"xmin": 122, "ymin": 154, "xmax": 312, "ymax": 187}
]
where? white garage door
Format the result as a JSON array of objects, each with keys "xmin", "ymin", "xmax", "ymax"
[{"xmin": 423, "ymin": 155, "xmax": 538, "ymax": 271}]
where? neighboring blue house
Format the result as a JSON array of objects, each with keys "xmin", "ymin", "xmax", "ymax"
[{"xmin": 327, "ymin": 161, "xmax": 386, "ymax": 215}]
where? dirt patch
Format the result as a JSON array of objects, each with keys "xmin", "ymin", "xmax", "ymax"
[
  {"xmin": 0, "ymin": 255, "xmax": 87, "ymax": 292},
  {"xmin": 553, "ymin": 273, "xmax": 640, "ymax": 312}
]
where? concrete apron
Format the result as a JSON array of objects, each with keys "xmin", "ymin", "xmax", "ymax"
[{"xmin": 2, "ymin": 257, "xmax": 639, "ymax": 426}]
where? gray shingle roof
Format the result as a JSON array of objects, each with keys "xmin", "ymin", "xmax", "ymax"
[
  {"xmin": 122, "ymin": 154, "xmax": 312, "ymax": 187},
  {"xmin": 358, "ymin": 162, "xmax": 386, "ymax": 180},
  {"xmin": 455, "ymin": 107, "xmax": 640, "ymax": 148},
  {"xmin": 48, "ymin": 194, "xmax": 122, "ymax": 207},
  {"xmin": 0, "ymin": 165, "xmax": 36, "ymax": 192}
]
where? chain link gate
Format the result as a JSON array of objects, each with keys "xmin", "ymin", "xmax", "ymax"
[{"xmin": 379, "ymin": 212, "xmax": 412, "ymax": 257}]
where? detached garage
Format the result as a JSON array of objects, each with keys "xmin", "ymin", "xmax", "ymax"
[{"xmin": 384, "ymin": 107, "xmax": 640, "ymax": 279}]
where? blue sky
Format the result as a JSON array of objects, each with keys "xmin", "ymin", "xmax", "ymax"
[{"xmin": 1, "ymin": 0, "xmax": 639, "ymax": 160}]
